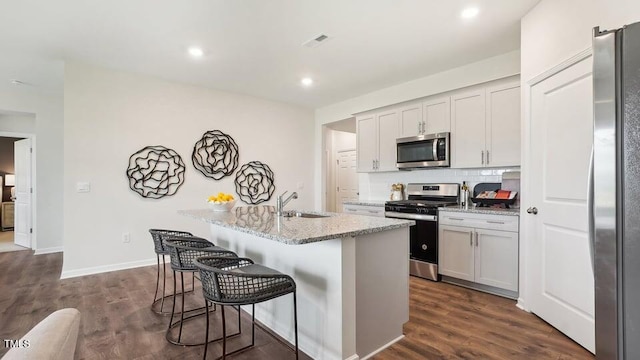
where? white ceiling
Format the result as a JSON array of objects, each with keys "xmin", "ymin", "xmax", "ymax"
[{"xmin": 0, "ymin": 0, "xmax": 539, "ymax": 108}]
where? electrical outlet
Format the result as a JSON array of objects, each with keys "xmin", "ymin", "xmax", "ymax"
[{"xmin": 122, "ymin": 232, "xmax": 131, "ymax": 243}]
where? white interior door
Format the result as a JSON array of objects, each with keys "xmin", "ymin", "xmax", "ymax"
[
  {"xmin": 336, "ymin": 150, "xmax": 358, "ymax": 212},
  {"xmin": 528, "ymin": 56, "xmax": 595, "ymax": 352},
  {"xmin": 14, "ymin": 138, "xmax": 32, "ymax": 248}
]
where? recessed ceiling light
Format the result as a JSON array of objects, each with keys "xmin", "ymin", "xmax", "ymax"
[
  {"xmin": 188, "ymin": 47, "xmax": 204, "ymax": 58},
  {"xmin": 10, "ymin": 79, "xmax": 25, "ymax": 86},
  {"xmin": 301, "ymin": 77, "xmax": 313, "ymax": 87},
  {"xmin": 461, "ymin": 7, "xmax": 479, "ymax": 19}
]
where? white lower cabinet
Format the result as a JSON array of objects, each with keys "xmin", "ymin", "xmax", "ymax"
[
  {"xmin": 438, "ymin": 211, "xmax": 519, "ymax": 296},
  {"xmin": 342, "ymin": 204, "xmax": 385, "ymax": 217}
]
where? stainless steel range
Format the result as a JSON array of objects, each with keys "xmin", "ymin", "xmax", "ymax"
[{"xmin": 385, "ymin": 183, "xmax": 460, "ymax": 281}]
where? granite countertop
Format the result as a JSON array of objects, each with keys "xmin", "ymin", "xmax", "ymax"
[
  {"xmin": 438, "ymin": 205, "xmax": 520, "ymax": 216},
  {"xmin": 342, "ymin": 200, "xmax": 387, "ymax": 207},
  {"xmin": 179, "ymin": 205, "xmax": 414, "ymax": 245}
]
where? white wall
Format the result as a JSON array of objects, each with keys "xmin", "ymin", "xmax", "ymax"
[
  {"xmin": 521, "ymin": 0, "xmax": 640, "ymax": 82},
  {"xmin": 0, "ymin": 89, "xmax": 64, "ymax": 254},
  {"xmin": 62, "ymin": 62, "xmax": 315, "ymax": 277},
  {"xmin": 0, "ymin": 113, "xmax": 36, "ymax": 133},
  {"xmin": 314, "ymin": 50, "xmax": 521, "ymax": 209}
]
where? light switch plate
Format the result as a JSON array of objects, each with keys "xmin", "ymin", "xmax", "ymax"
[{"xmin": 76, "ymin": 182, "xmax": 91, "ymax": 193}]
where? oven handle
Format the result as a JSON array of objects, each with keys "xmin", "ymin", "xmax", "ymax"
[{"xmin": 385, "ymin": 212, "xmax": 437, "ymax": 222}]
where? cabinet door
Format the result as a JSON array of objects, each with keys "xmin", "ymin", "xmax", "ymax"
[
  {"xmin": 356, "ymin": 114, "xmax": 377, "ymax": 172},
  {"xmin": 377, "ymin": 110, "xmax": 400, "ymax": 172},
  {"xmin": 398, "ymin": 103, "xmax": 423, "ymax": 138},
  {"xmin": 424, "ymin": 96, "xmax": 451, "ymax": 134},
  {"xmin": 486, "ymin": 83, "xmax": 521, "ymax": 167},
  {"xmin": 451, "ymin": 90, "xmax": 486, "ymax": 168},
  {"xmin": 474, "ymin": 228, "xmax": 518, "ymax": 291},
  {"xmin": 438, "ymin": 225, "xmax": 474, "ymax": 281}
]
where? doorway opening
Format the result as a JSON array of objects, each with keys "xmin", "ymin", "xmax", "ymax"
[
  {"xmin": 0, "ymin": 111, "xmax": 36, "ymax": 253},
  {"xmin": 323, "ymin": 118, "xmax": 357, "ymax": 212}
]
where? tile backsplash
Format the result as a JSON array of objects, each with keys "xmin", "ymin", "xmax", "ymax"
[{"xmin": 359, "ymin": 167, "xmax": 520, "ymax": 201}]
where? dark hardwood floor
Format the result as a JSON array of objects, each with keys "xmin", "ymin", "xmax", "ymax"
[{"xmin": 0, "ymin": 251, "xmax": 594, "ymax": 359}]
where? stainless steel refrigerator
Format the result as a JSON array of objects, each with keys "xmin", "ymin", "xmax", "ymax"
[{"xmin": 592, "ymin": 21, "xmax": 640, "ymax": 360}]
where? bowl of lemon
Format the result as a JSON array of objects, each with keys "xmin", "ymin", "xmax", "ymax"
[{"xmin": 207, "ymin": 192, "xmax": 237, "ymax": 212}]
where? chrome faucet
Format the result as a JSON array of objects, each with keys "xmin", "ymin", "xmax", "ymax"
[{"xmin": 276, "ymin": 190, "xmax": 298, "ymax": 216}]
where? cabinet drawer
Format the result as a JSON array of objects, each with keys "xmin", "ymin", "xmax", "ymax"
[
  {"xmin": 343, "ymin": 204, "xmax": 385, "ymax": 217},
  {"xmin": 439, "ymin": 211, "xmax": 518, "ymax": 232}
]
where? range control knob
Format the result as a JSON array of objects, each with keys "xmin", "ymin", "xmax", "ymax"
[{"xmin": 421, "ymin": 244, "xmax": 428, "ymax": 251}]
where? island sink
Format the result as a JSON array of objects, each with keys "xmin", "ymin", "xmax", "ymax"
[{"xmin": 282, "ymin": 211, "xmax": 329, "ymax": 218}]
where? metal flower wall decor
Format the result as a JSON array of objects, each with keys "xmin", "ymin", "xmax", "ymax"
[
  {"xmin": 126, "ymin": 145, "xmax": 186, "ymax": 199},
  {"xmin": 192, "ymin": 130, "xmax": 239, "ymax": 180},
  {"xmin": 234, "ymin": 161, "xmax": 275, "ymax": 204}
]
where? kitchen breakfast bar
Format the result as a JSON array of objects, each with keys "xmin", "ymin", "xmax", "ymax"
[{"xmin": 179, "ymin": 206, "xmax": 414, "ymax": 360}]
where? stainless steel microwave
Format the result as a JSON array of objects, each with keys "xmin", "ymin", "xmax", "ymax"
[{"xmin": 396, "ymin": 132, "xmax": 450, "ymax": 169}]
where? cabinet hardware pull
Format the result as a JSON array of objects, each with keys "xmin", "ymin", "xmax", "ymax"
[
  {"xmin": 486, "ymin": 220, "xmax": 505, "ymax": 224},
  {"xmin": 481, "ymin": 150, "xmax": 485, "ymax": 165},
  {"xmin": 418, "ymin": 122, "xmax": 422, "ymax": 134},
  {"xmin": 486, "ymin": 150, "xmax": 490, "ymax": 165},
  {"xmin": 372, "ymin": 159, "xmax": 375, "ymax": 170},
  {"xmin": 475, "ymin": 232, "xmax": 479, "ymax": 247},
  {"xmin": 469, "ymin": 231, "xmax": 473, "ymax": 246},
  {"xmin": 367, "ymin": 210, "xmax": 378, "ymax": 213},
  {"xmin": 347, "ymin": 209, "xmax": 356, "ymax": 212},
  {"xmin": 449, "ymin": 217, "xmax": 464, "ymax": 221}
]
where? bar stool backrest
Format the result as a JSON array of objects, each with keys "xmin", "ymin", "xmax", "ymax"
[
  {"xmin": 149, "ymin": 229, "xmax": 193, "ymax": 254},
  {"xmin": 164, "ymin": 237, "xmax": 236, "ymax": 272}
]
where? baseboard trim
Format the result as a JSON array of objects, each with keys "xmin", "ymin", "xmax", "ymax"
[
  {"xmin": 34, "ymin": 246, "xmax": 64, "ymax": 255},
  {"xmin": 345, "ymin": 355, "xmax": 360, "ymax": 360},
  {"xmin": 360, "ymin": 334, "xmax": 404, "ymax": 360},
  {"xmin": 516, "ymin": 297, "xmax": 530, "ymax": 312},
  {"xmin": 60, "ymin": 257, "xmax": 158, "ymax": 279}
]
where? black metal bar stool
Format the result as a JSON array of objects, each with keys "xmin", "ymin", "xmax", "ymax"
[
  {"xmin": 194, "ymin": 256, "xmax": 299, "ymax": 360},
  {"xmin": 148, "ymin": 229, "xmax": 195, "ymax": 315},
  {"xmin": 164, "ymin": 237, "xmax": 241, "ymax": 346}
]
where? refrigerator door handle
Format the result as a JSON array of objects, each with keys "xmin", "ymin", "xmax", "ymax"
[{"xmin": 587, "ymin": 146, "xmax": 595, "ymax": 273}]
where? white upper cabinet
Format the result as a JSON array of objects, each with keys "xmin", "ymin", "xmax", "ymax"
[
  {"xmin": 451, "ymin": 89, "xmax": 487, "ymax": 168},
  {"xmin": 356, "ymin": 110, "xmax": 399, "ymax": 173},
  {"xmin": 451, "ymin": 80, "xmax": 521, "ymax": 168},
  {"xmin": 355, "ymin": 76, "xmax": 520, "ymax": 171},
  {"xmin": 377, "ymin": 110, "xmax": 400, "ymax": 172},
  {"xmin": 398, "ymin": 103, "xmax": 423, "ymax": 138},
  {"xmin": 356, "ymin": 114, "xmax": 377, "ymax": 172},
  {"xmin": 485, "ymin": 83, "xmax": 521, "ymax": 167},
  {"xmin": 424, "ymin": 96, "xmax": 451, "ymax": 134}
]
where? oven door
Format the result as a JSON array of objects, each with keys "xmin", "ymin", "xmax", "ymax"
[
  {"xmin": 396, "ymin": 132, "xmax": 449, "ymax": 169},
  {"xmin": 385, "ymin": 211, "xmax": 440, "ymax": 281}
]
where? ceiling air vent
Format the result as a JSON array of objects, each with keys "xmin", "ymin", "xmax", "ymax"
[{"xmin": 302, "ymin": 34, "xmax": 332, "ymax": 48}]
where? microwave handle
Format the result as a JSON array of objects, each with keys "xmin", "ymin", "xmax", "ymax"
[{"xmin": 432, "ymin": 138, "xmax": 438, "ymax": 161}]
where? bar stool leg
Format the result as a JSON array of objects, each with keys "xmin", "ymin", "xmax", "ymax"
[
  {"xmin": 153, "ymin": 255, "xmax": 161, "ymax": 306},
  {"xmin": 294, "ymin": 291, "xmax": 299, "ymax": 360},
  {"xmin": 203, "ymin": 300, "xmax": 210, "ymax": 360},
  {"xmin": 192, "ymin": 272, "xmax": 195, "ymax": 292},
  {"xmin": 221, "ymin": 305, "xmax": 227, "ymax": 360},
  {"xmin": 178, "ymin": 272, "xmax": 185, "ymax": 343},
  {"xmin": 251, "ymin": 304, "xmax": 255, "ymax": 347},
  {"xmin": 160, "ymin": 255, "xmax": 167, "ymax": 312},
  {"xmin": 168, "ymin": 270, "xmax": 177, "ymax": 332}
]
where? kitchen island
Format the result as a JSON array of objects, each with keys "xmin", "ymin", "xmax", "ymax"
[{"xmin": 180, "ymin": 205, "xmax": 414, "ymax": 360}]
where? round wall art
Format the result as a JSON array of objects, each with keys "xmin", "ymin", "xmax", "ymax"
[
  {"xmin": 234, "ymin": 161, "xmax": 275, "ymax": 204},
  {"xmin": 192, "ymin": 130, "xmax": 239, "ymax": 180},
  {"xmin": 126, "ymin": 145, "xmax": 185, "ymax": 199}
]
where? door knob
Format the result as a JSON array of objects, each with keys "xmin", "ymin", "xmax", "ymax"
[{"xmin": 527, "ymin": 207, "xmax": 538, "ymax": 215}]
